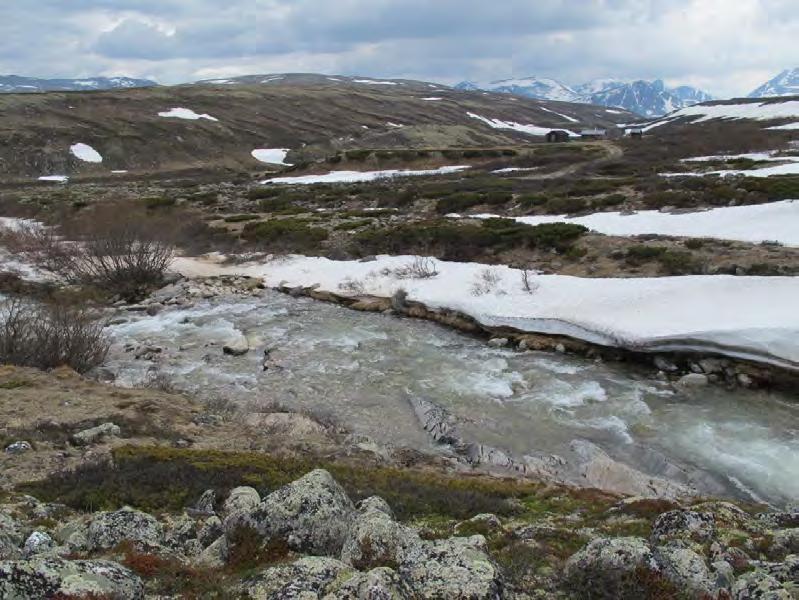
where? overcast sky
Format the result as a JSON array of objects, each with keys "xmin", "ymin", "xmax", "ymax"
[{"xmin": 1, "ymin": 0, "xmax": 796, "ymax": 97}]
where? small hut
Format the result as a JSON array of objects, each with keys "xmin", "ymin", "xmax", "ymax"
[
  {"xmin": 627, "ymin": 127, "xmax": 644, "ymax": 139},
  {"xmin": 546, "ymin": 130, "xmax": 571, "ymax": 143}
]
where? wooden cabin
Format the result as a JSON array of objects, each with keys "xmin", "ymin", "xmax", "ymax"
[
  {"xmin": 579, "ymin": 128, "xmax": 607, "ymax": 140},
  {"xmin": 546, "ymin": 130, "xmax": 571, "ymax": 143}
]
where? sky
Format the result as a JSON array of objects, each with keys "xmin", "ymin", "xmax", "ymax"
[{"xmin": 1, "ymin": 0, "xmax": 797, "ymax": 97}]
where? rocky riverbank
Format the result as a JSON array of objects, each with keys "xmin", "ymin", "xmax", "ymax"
[{"xmin": 1, "ymin": 468, "xmax": 797, "ymax": 599}]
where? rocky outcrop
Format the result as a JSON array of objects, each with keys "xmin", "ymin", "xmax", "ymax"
[
  {"xmin": 240, "ymin": 556, "xmax": 352, "ymax": 599},
  {"xmin": 0, "ymin": 557, "xmax": 144, "ymax": 599},
  {"xmin": 71, "ymin": 422, "xmax": 121, "ymax": 446},
  {"xmin": 651, "ymin": 509, "xmax": 716, "ymax": 543},
  {"xmin": 238, "ymin": 469, "xmax": 355, "ymax": 556}
]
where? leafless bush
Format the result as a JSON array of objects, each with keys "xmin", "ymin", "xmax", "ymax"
[
  {"xmin": 391, "ymin": 287, "xmax": 408, "ymax": 311},
  {"xmin": 0, "ymin": 298, "xmax": 109, "ymax": 373},
  {"xmin": 520, "ymin": 268, "xmax": 540, "ymax": 294},
  {"xmin": 0, "ymin": 222, "xmax": 70, "ymax": 272},
  {"xmin": 382, "ymin": 256, "xmax": 439, "ymax": 280},
  {"xmin": 470, "ymin": 268, "xmax": 504, "ymax": 297}
]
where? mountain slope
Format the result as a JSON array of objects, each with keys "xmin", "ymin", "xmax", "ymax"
[
  {"xmin": 0, "ymin": 74, "xmax": 636, "ymax": 180},
  {"xmin": 749, "ymin": 69, "xmax": 799, "ymax": 98},
  {"xmin": 458, "ymin": 77, "xmax": 713, "ymax": 117},
  {"xmin": 0, "ymin": 75, "xmax": 157, "ymax": 93}
]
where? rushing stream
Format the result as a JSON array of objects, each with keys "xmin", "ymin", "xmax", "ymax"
[{"xmin": 103, "ymin": 291, "xmax": 799, "ymax": 506}]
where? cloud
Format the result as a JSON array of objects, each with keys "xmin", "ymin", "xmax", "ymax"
[{"xmin": 0, "ymin": 0, "xmax": 796, "ymax": 97}]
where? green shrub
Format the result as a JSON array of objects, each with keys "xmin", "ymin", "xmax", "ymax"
[
  {"xmin": 242, "ymin": 219, "xmax": 328, "ymax": 251},
  {"xmin": 546, "ymin": 196, "xmax": 587, "ymax": 214},
  {"xmin": 594, "ymin": 193, "xmax": 626, "ymax": 208},
  {"xmin": 657, "ymin": 250, "xmax": 702, "ymax": 275},
  {"xmin": 625, "ymin": 245, "xmax": 668, "ymax": 262},
  {"xmin": 345, "ymin": 149, "xmax": 372, "ymax": 161},
  {"xmin": 247, "ymin": 187, "xmax": 283, "ymax": 201}
]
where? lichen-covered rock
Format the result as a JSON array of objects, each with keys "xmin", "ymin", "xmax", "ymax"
[
  {"xmin": 240, "ymin": 556, "xmax": 353, "ymax": 599},
  {"xmin": 0, "ymin": 512, "xmax": 24, "ymax": 545},
  {"xmin": 325, "ymin": 566, "xmax": 411, "ymax": 599},
  {"xmin": 564, "ymin": 537, "xmax": 659, "ymax": 600},
  {"xmin": 732, "ymin": 570, "xmax": 792, "ymax": 599},
  {"xmin": 692, "ymin": 501, "xmax": 752, "ymax": 529},
  {"xmin": 0, "ymin": 533, "xmax": 19, "ymax": 561},
  {"xmin": 771, "ymin": 529, "xmax": 799, "ymax": 556},
  {"xmin": 52, "ymin": 517, "xmax": 90, "ymax": 552},
  {"xmin": 21, "ymin": 532, "xmax": 55, "ymax": 558},
  {"xmin": 164, "ymin": 513, "xmax": 199, "ymax": 552},
  {"xmin": 223, "ymin": 486, "xmax": 261, "ymax": 517},
  {"xmin": 757, "ymin": 508, "xmax": 799, "ymax": 530},
  {"xmin": 199, "ymin": 515, "xmax": 224, "ymax": 548},
  {"xmin": 760, "ymin": 554, "xmax": 799, "ymax": 586},
  {"xmin": 71, "ymin": 422, "xmax": 121, "ymax": 446},
  {"xmin": 243, "ymin": 469, "xmax": 355, "ymax": 556},
  {"xmin": 399, "ymin": 535, "xmax": 503, "ymax": 599},
  {"xmin": 455, "ymin": 513, "xmax": 503, "ymax": 535},
  {"xmin": 87, "ymin": 507, "xmax": 164, "ymax": 551},
  {"xmin": 356, "ymin": 496, "xmax": 394, "ymax": 519},
  {"xmin": 0, "ymin": 557, "xmax": 144, "ymax": 599},
  {"xmin": 654, "ymin": 543, "xmax": 713, "ymax": 596},
  {"xmin": 193, "ymin": 489, "xmax": 217, "ymax": 515},
  {"xmin": 340, "ymin": 501, "xmax": 421, "ymax": 570},
  {"xmin": 651, "ymin": 509, "xmax": 716, "ymax": 543}
]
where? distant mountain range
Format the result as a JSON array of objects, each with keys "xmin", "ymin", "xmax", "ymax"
[
  {"xmin": 749, "ymin": 68, "xmax": 799, "ymax": 98},
  {"xmin": 0, "ymin": 75, "xmax": 157, "ymax": 93},
  {"xmin": 456, "ymin": 77, "xmax": 714, "ymax": 117}
]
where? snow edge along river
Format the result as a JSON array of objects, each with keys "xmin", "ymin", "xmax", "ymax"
[{"xmin": 172, "ymin": 254, "xmax": 799, "ymax": 372}]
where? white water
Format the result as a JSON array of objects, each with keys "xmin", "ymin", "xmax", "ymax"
[{"xmin": 102, "ymin": 292, "xmax": 799, "ymax": 506}]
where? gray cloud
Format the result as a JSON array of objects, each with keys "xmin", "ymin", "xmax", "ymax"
[{"xmin": 0, "ymin": 0, "xmax": 796, "ymax": 97}]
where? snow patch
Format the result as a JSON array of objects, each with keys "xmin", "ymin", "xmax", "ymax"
[
  {"xmin": 38, "ymin": 175, "xmax": 68, "ymax": 183},
  {"xmin": 158, "ymin": 107, "xmax": 219, "ymax": 122},
  {"xmin": 540, "ymin": 106, "xmax": 579, "ymax": 123},
  {"xmin": 261, "ymin": 165, "xmax": 470, "ymax": 185},
  {"xmin": 69, "ymin": 143, "xmax": 102, "ymax": 163},
  {"xmin": 354, "ymin": 79, "xmax": 398, "ymax": 86},
  {"xmin": 767, "ymin": 122, "xmax": 799, "ymax": 130},
  {"xmin": 251, "ymin": 149, "xmax": 292, "ymax": 166},
  {"xmin": 468, "ymin": 112, "xmax": 578, "ymax": 137}
]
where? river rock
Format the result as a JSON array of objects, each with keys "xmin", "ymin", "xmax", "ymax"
[
  {"xmin": 223, "ymin": 333, "xmax": 250, "ymax": 356},
  {"xmin": 732, "ymin": 570, "xmax": 792, "ymax": 599},
  {"xmin": 651, "ymin": 509, "xmax": 716, "ymax": 543},
  {"xmin": 487, "ymin": 337, "xmax": 508, "ymax": 348},
  {"xmin": 0, "ymin": 557, "xmax": 144, "ymax": 599},
  {"xmin": 677, "ymin": 373, "xmax": 709, "ymax": 387},
  {"xmin": 654, "ymin": 356, "xmax": 679, "ymax": 372},
  {"xmin": 71, "ymin": 422, "xmax": 120, "ymax": 446},
  {"xmin": 239, "ymin": 556, "xmax": 352, "ymax": 599},
  {"xmin": 564, "ymin": 536, "xmax": 659, "ymax": 600},
  {"xmin": 340, "ymin": 498, "xmax": 422, "ymax": 570},
  {"xmin": 242, "ymin": 469, "xmax": 355, "ymax": 556},
  {"xmin": 398, "ymin": 535, "xmax": 503, "ymax": 599},
  {"xmin": 86, "ymin": 507, "xmax": 164, "ymax": 551},
  {"xmin": 408, "ymin": 397, "xmax": 459, "ymax": 445}
]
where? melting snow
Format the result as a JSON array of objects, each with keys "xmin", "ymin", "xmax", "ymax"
[
  {"xmin": 664, "ymin": 153, "xmax": 799, "ymax": 178},
  {"xmin": 422, "ymin": 97, "xmax": 443, "ymax": 101},
  {"xmin": 644, "ymin": 100, "xmax": 799, "ymax": 131},
  {"xmin": 540, "ymin": 107, "xmax": 579, "ymax": 123},
  {"xmin": 38, "ymin": 175, "xmax": 68, "ymax": 183},
  {"xmin": 261, "ymin": 166, "xmax": 469, "ymax": 185},
  {"xmin": 456, "ymin": 200, "xmax": 799, "ymax": 247},
  {"xmin": 251, "ymin": 149, "xmax": 292, "ymax": 166},
  {"xmin": 468, "ymin": 112, "xmax": 578, "ymax": 137},
  {"xmin": 172, "ymin": 254, "xmax": 799, "ymax": 370},
  {"xmin": 158, "ymin": 108, "xmax": 219, "ymax": 122},
  {"xmin": 768, "ymin": 122, "xmax": 799, "ymax": 130},
  {"xmin": 354, "ymin": 79, "xmax": 398, "ymax": 86},
  {"xmin": 69, "ymin": 143, "xmax": 103, "ymax": 163}
]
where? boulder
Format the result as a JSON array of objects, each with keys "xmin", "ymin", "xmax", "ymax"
[
  {"xmin": 71, "ymin": 422, "xmax": 121, "ymax": 446},
  {"xmin": 86, "ymin": 507, "xmax": 164, "ymax": 551},
  {"xmin": 325, "ymin": 566, "xmax": 411, "ymax": 599},
  {"xmin": 0, "ymin": 557, "xmax": 144, "ymax": 600},
  {"xmin": 21, "ymin": 532, "xmax": 55, "ymax": 558},
  {"xmin": 239, "ymin": 556, "xmax": 352, "ymax": 599},
  {"xmin": 651, "ymin": 509, "xmax": 716, "ymax": 543},
  {"xmin": 564, "ymin": 537, "xmax": 659, "ymax": 600},
  {"xmin": 0, "ymin": 534, "xmax": 19, "ymax": 561},
  {"xmin": 340, "ymin": 500, "xmax": 421, "ymax": 570},
  {"xmin": 3, "ymin": 441, "xmax": 32, "ymax": 455},
  {"xmin": 732, "ymin": 570, "xmax": 792, "ymax": 599},
  {"xmin": 193, "ymin": 489, "xmax": 217, "ymax": 515},
  {"xmin": 399, "ymin": 535, "xmax": 503, "ymax": 599},
  {"xmin": 677, "ymin": 373, "xmax": 709, "ymax": 387},
  {"xmin": 243, "ymin": 469, "xmax": 355, "ymax": 556},
  {"xmin": 223, "ymin": 486, "xmax": 261, "ymax": 518},
  {"xmin": 654, "ymin": 543, "xmax": 713, "ymax": 596}
]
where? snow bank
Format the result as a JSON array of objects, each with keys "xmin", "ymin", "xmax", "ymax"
[
  {"xmin": 664, "ymin": 154, "xmax": 799, "ymax": 178},
  {"xmin": 468, "ymin": 112, "xmax": 578, "ymax": 137},
  {"xmin": 158, "ymin": 107, "xmax": 219, "ymax": 122},
  {"xmin": 354, "ymin": 79, "xmax": 398, "ymax": 86},
  {"xmin": 540, "ymin": 107, "xmax": 579, "ymax": 123},
  {"xmin": 456, "ymin": 200, "xmax": 799, "ymax": 247},
  {"xmin": 171, "ymin": 254, "xmax": 799, "ymax": 370},
  {"xmin": 70, "ymin": 143, "xmax": 102, "ymax": 163},
  {"xmin": 37, "ymin": 175, "xmax": 68, "ymax": 183},
  {"xmin": 768, "ymin": 123, "xmax": 799, "ymax": 130},
  {"xmin": 645, "ymin": 100, "xmax": 799, "ymax": 131},
  {"xmin": 261, "ymin": 165, "xmax": 469, "ymax": 185},
  {"xmin": 251, "ymin": 149, "xmax": 292, "ymax": 165},
  {"xmin": 422, "ymin": 97, "xmax": 443, "ymax": 101}
]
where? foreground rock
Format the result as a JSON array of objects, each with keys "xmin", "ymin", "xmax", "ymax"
[{"xmin": 0, "ymin": 557, "xmax": 144, "ymax": 599}]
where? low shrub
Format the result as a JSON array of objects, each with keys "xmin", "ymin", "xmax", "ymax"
[
  {"xmin": 546, "ymin": 196, "xmax": 588, "ymax": 214},
  {"xmin": 0, "ymin": 298, "xmax": 108, "ymax": 373},
  {"xmin": 242, "ymin": 219, "xmax": 328, "ymax": 251},
  {"xmin": 142, "ymin": 197, "xmax": 176, "ymax": 210},
  {"xmin": 223, "ymin": 214, "xmax": 259, "ymax": 223}
]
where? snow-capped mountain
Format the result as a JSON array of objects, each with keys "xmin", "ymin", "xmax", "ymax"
[
  {"xmin": 0, "ymin": 75, "xmax": 157, "ymax": 93},
  {"xmin": 455, "ymin": 77, "xmax": 581, "ymax": 103},
  {"xmin": 456, "ymin": 76, "xmax": 713, "ymax": 117},
  {"xmin": 749, "ymin": 69, "xmax": 799, "ymax": 98}
]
